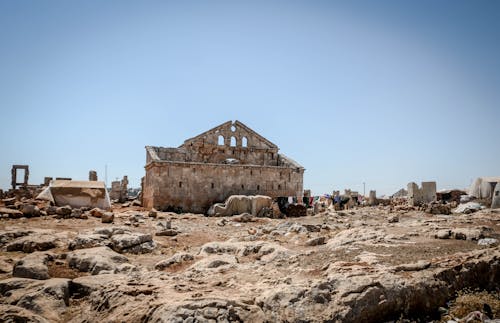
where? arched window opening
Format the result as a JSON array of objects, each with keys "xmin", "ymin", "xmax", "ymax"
[
  {"xmin": 242, "ymin": 136, "xmax": 248, "ymax": 147},
  {"xmin": 218, "ymin": 135, "xmax": 225, "ymax": 146},
  {"xmin": 230, "ymin": 136, "xmax": 236, "ymax": 147}
]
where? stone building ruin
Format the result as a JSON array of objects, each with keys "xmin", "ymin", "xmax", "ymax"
[
  {"xmin": 143, "ymin": 120, "xmax": 304, "ymax": 213},
  {"xmin": 11, "ymin": 165, "xmax": 29, "ymax": 189},
  {"xmin": 407, "ymin": 181, "xmax": 436, "ymax": 206}
]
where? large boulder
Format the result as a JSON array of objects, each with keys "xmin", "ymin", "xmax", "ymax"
[
  {"xmin": 68, "ymin": 233, "xmax": 108, "ymax": 250},
  {"xmin": 13, "ymin": 252, "xmax": 53, "ymax": 280},
  {"xmin": 67, "ymin": 246, "xmax": 129, "ymax": 274},
  {"xmin": 21, "ymin": 204, "xmax": 40, "ymax": 217},
  {"xmin": 110, "ymin": 232, "xmax": 155, "ymax": 254},
  {"xmin": 207, "ymin": 195, "xmax": 272, "ymax": 217}
]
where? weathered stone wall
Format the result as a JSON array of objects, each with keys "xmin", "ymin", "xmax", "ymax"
[
  {"xmin": 143, "ymin": 161, "xmax": 304, "ymax": 213},
  {"xmin": 408, "ymin": 181, "xmax": 436, "ymax": 206},
  {"xmin": 144, "ymin": 121, "xmax": 304, "ymax": 213},
  {"xmin": 492, "ymin": 182, "xmax": 500, "ymax": 209}
]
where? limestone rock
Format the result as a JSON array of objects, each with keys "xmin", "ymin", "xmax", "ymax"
[
  {"xmin": 155, "ymin": 229, "xmax": 178, "ymax": 236},
  {"xmin": 68, "ymin": 233, "xmax": 108, "ymax": 250},
  {"xmin": 189, "ymin": 255, "xmax": 238, "ymax": 271},
  {"xmin": 388, "ymin": 215, "xmax": 399, "ymax": 223},
  {"xmin": 477, "ymin": 238, "xmax": 498, "ymax": 246},
  {"xmin": 6, "ymin": 231, "xmax": 58, "ymax": 253},
  {"xmin": 67, "ymin": 246, "xmax": 129, "ymax": 274},
  {"xmin": 110, "ymin": 232, "xmax": 155, "ymax": 254},
  {"xmin": 13, "ymin": 252, "xmax": 53, "ymax": 280},
  {"xmin": 90, "ymin": 208, "xmax": 105, "ymax": 218},
  {"xmin": 0, "ymin": 278, "xmax": 70, "ymax": 322},
  {"xmin": 0, "ymin": 229, "xmax": 32, "ymax": 246},
  {"xmin": 208, "ymin": 195, "xmax": 272, "ymax": 217},
  {"xmin": 45, "ymin": 206, "xmax": 57, "ymax": 215},
  {"xmin": 0, "ymin": 259, "xmax": 13, "ymax": 273},
  {"xmin": 55, "ymin": 205, "xmax": 72, "ymax": 216},
  {"xmin": 155, "ymin": 252, "xmax": 194, "ymax": 270},
  {"xmin": 452, "ymin": 228, "xmax": 484, "ymax": 241},
  {"xmin": 394, "ymin": 260, "xmax": 431, "ymax": 271},
  {"xmin": 21, "ymin": 204, "xmax": 40, "ymax": 217},
  {"xmin": 101, "ymin": 212, "xmax": 114, "ymax": 223},
  {"xmin": 232, "ymin": 213, "xmax": 254, "ymax": 223},
  {"xmin": 305, "ymin": 236, "xmax": 326, "ymax": 246},
  {"xmin": 0, "ymin": 207, "xmax": 23, "ymax": 218},
  {"xmin": 435, "ymin": 229, "xmax": 451, "ymax": 239},
  {"xmin": 0, "ymin": 305, "xmax": 50, "ymax": 323},
  {"xmin": 70, "ymin": 274, "xmax": 127, "ymax": 296}
]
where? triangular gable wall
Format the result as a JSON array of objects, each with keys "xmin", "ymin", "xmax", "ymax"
[{"xmin": 180, "ymin": 120, "xmax": 278, "ymax": 150}]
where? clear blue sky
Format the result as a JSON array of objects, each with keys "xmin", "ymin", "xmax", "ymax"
[{"xmin": 1, "ymin": 1, "xmax": 499, "ymax": 196}]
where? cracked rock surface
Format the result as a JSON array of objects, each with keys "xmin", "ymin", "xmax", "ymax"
[{"xmin": 1, "ymin": 205, "xmax": 499, "ymax": 322}]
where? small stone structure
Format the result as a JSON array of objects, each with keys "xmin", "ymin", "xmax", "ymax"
[
  {"xmin": 11, "ymin": 165, "xmax": 29, "ymax": 189},
  {"xmin": 89, "ymin": 170, "xmax": 98, "ymax": 181},
  {"xmin": 109, "ymin": 176, "xmax": 128, "ymax": 202},
  {"xmin": 408, "ymin": 181, "xmax": 436, "ymax": 206},
  {"xmin": 143, "ymin": 120, "xmax": 304, "ymax": 213},
  {"xmin": 44, "ymin": 177, "xmax": 53, "ymax": 186},
  {"xmin": 368, "ymin": 190, "xmax": 377, "ymax": 206}
]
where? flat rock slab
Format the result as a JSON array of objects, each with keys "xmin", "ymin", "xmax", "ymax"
[
  {"xmin": 67, "ymin": 246, "xmax": 129, "ymax": 275},
  {"xmin": 5, "ymin": 230, "xmax": 59, "ymax": 253},
  {"xmin": 110, "ymin": 232, "xmax": 155, "ymax": 254}
]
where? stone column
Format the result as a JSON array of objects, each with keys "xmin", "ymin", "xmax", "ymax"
[
  {"xmin": 89, "ymin": 170, "xmax": 98, "ymax": 181},
  {"xmin": 368, "ymin": 190, "xmax": 377, "ymax": 206}
]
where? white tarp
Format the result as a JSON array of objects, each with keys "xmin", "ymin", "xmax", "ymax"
[{"xmin": 36, "ymin": 180, "xmax": 111, "ymax": 210}]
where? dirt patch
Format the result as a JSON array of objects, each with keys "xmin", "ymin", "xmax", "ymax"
[{"xmin": 47, "ymin": 261, "xmax": 88, "ymax": 279}]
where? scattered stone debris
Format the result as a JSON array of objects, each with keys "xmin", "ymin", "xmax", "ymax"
[
  {"xmin": 1, "ymin": 184, "xmax": 499, "ymax": 322},
  {"xmin": 454, "ymin": 202, "xmax": 484, "ymax": 214}
]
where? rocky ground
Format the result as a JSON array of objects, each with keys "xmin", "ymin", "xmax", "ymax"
[{"xmin": 0, "ymin": 203, "xmax": 499, "ymax": 322}]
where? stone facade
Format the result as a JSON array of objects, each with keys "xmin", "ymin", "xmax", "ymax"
[
  {"xmin": 407, "ymin": 181, "xmax": 436, "ymax": 206},
  {"xmin": 143, "ymin": 120, "xmax": 304, "ymax": 213}
]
